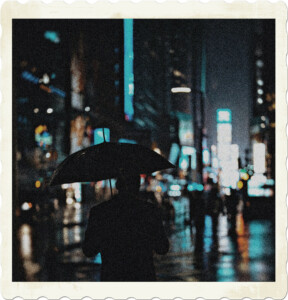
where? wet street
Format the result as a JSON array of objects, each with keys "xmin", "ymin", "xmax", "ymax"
[{"xmin": 17, "ymin": 198, "xmax": 275, "ymax": 282}]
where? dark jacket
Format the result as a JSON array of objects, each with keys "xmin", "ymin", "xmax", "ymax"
[{"xmin": 82, "ymin": 193, "xmax": 169, "ymax": 281}]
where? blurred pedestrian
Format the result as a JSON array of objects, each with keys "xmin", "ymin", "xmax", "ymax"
[
  {"xmin": 225, "ymin": 188, "xmax": 239, "ymax": 236},
  {"xmin": 193, "ymin": 190, "xmax": 206, "ymax": 236},
  {"xmin": 82, "ymin": 173, "xmax": 169, "ymax": 281},
  {"xmin": 182, "ymin": 185, "xmax": 191, "ymax": 225},
  {"xmin": 206, "ymin": 181, "xmax": 224, "ymax": 238}
]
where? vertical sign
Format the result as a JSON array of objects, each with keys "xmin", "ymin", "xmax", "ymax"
[
  {"xmin": 217, "ymin": 109, "xmax": 233, "ymax": 187},
  {"xmin": 124, "ymin": 19, "xmax": 134, "ymax": 121},
  {"xmin": 253, "ymin": 143, "xmax": 266, "ymax": 173}
]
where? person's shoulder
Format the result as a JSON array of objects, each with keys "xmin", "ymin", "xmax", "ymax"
[{"xmin": 89, "ymin": 199, "xmax": 111, "ymax": 214}]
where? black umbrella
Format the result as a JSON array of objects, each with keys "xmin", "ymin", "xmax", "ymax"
[{"xmin": 49, "ymin": 142, "xmax": 175, "ymax": 186}]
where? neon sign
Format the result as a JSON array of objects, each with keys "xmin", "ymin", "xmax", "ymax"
[
  {"xmin": 124, "ymin": 19, "xmax": 134, "ymax": 121},
  {"xmin": 21, "ymin": 71, "xmax": 66, "ymax": 98}
]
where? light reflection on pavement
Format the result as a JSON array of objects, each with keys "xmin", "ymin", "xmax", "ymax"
[{"xmin": 18, "ymin": 200, "xmax": 275, "ymax": 282}]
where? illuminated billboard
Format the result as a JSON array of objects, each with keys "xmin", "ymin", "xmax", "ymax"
[
  {"xmin": 217, "ymin": 108, "xmax": 232, "ymax": 123},
  {"xmin": 124, "ymin": 19, "xmax": 134, "ymax": 121}
]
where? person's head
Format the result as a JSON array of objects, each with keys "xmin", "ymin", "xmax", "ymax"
[{"xmin": 116, "ymin": 172, "xmax": 141, "ymax": 195}]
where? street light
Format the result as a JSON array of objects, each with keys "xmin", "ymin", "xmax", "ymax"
[{"xmin": 171, "ymin": 87, "xmax": 191, "ymax": 93}]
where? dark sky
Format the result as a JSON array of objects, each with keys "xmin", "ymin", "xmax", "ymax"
[{"xmin": 205, "ymin": 20, "xmax": 256, "ymax": 161}]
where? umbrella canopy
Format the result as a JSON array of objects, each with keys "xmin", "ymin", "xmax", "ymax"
[{"xmin": 50, "ymin": 142, "xmax": 175, "ymax": 186}]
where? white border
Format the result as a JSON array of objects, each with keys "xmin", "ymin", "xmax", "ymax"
[{"xmin": 1, "ymin": 1, "xmax": 287, "ymax": 299}]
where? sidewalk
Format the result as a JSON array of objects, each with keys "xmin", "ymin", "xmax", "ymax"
[{"xmin": 18, "ymin": 202, "xmax": 275, "ymax": 281}]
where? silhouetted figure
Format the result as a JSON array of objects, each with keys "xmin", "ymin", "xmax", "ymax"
[
  {"xmin": 206, "ymin": 182, "xmax": 223, "ymax": 238},
  {"xmin": 82, "ymin": 174, "xmax": 169, "ymax": 281},
  {"xmin": 226, "ymin": 188, "xmax": 239, "ymax": 236}
]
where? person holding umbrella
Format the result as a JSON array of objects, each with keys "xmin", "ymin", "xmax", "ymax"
[
  {"xmin": 82, "ymin": 171, "xmax": 170, "ymax": 281},
  {"xmin": 50, "ymin": 138, "xmax": 175, "ymax": 281}
]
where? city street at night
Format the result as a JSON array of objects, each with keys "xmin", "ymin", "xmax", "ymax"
[
  {"xmin": 10, "ymin": 17, "xmax": 278, "ymax": 287},
  {"xmin": 17, "ymin": 197, "xmax": 275, "ymax": 282}
]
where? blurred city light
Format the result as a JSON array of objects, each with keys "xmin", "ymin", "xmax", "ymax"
[
  {"xmin": 171, "ymin": 87, "xmax": 191, "ymax": 93},
  {"xmin": 21, "ymin": 202, "xmax": 32, "ymax": 211},
  {"xmin": 66, "ymin": 197, "xmax": 74, "ymax": 205},
  {"xmin": 74, "ymin": 202, "xmax": 81, "ymax": 209},
  {"xmin": 168, "ymin": 190, "xmax": 181, "ymax": 197},
  {"xmin": 253, "ymin": 143, "xmax": 266, "ymax": 173},
  {"xmin": 94, "ymin": 128, "xmax": 110, "ymax": 145},
  {"xmin": 170, "ymin": 184, "xmax": 181, "ymax": 191},
  {"xmin": 47, "ymin": 108, "xmax": 53, "ymax": 114},
  {"xmin": 124, "ymin": 19, "xmax": 134, "ymax": 121},
  {"xmin": 33, "ymin": 108, "xmax": 39, "ymax": 114},
  {"xmin": 35, "ymin": 180, "xmax": 41, "ymax": 188},
  {"xmin": 118, "ymin": 138, "xmax": 137, "ymax": 144},
  {"xmin": 217, "ymin": 109, "xmax": 232, "ymax": 123},
  {"xmin": 203, "ymin": 149, "xmax": 210, "ymax": 165},
  {"xmin": 40, "ymin": 73, "xmax": 50, "ymax": 84},
  {"xmin": 237, "ymin": 181, "xmax": 244, "ymax": 189},
  {"xmin": 257, "ymin": 98, "xmax": 264, "ymax": 104},
  {"xmin": 44, "ymin": 31, "xmax": 60, "ymax": 43},
  {"xmin": 256, "ymin": 59, "xmax": 264, "ymax": 68},
  {"xmin": 85, "ymin": 106, "xmax": 91, "ymax": 112},
  {"xmin": 19, "ymin": 224, "xmax": 32, "ymax": 259}
]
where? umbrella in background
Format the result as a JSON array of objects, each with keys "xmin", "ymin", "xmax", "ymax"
[{"xmin": 49, "ymin": 141, "xmax": 175, "ymax": 187}]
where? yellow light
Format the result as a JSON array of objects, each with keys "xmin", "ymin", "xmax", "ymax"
[
  {"xmin": 156, "ymin": 185, "xmax": 162, "ymax": 193},
  {"xmin": 35, "ymin": 180, "xmax": 41, "ymax": 188},
  {"xmin": 35, "ymin": 125, "xmax": 44, "ymax": 134},
  {"xmin": 240, "ymin": 172, "xmax": 249, "ymax": 181},
  {"xmin": 237, "ymin": 181, "xmax": 244, "ymax": 190}
]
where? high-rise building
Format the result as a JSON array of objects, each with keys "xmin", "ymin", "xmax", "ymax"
[
  {"xmin": 250, "ymin": 20, "xmax": 275, "ymax": 180},
  {"xmin": 133, "ymin": 20, "xmax": 206, "ymax": 180}
]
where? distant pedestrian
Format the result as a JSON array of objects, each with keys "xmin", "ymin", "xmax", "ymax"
[
  {"xmin": 225, "ymin": 188, "xmax": 239, "ymax": 236},
  {"xmin": 206, "ymin": 181, "xmax": 224, "ymax": 238},
  {"xmin": 82, "ymin": 173, "xmax": 169, "ymax": 281}
]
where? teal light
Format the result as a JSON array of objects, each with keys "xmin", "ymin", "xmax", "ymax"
[
  {"xmin": 118, "ymin": 138, "xmax": 137, "ymax": 144},
  {"xmin": 93, "ymin": 253, "xmax": 102, "ymax": 264},
  {"xmin": 44, "ymin": 31, "xmax": 60, "ymax": 43},
  {"xmin": 124, "ymin": 19, "xmax": 134, "ymax": 121},
  {"xmin": 168, "ymin": 143, "xmax": 180, "ymax": 165},
  {"xmin": 217, "ymin": 109, "xmax": 232, "ymax": 123},
  {"xmin": 94, "ymin": 128, "xmax": 110, "ymax": 145}
]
